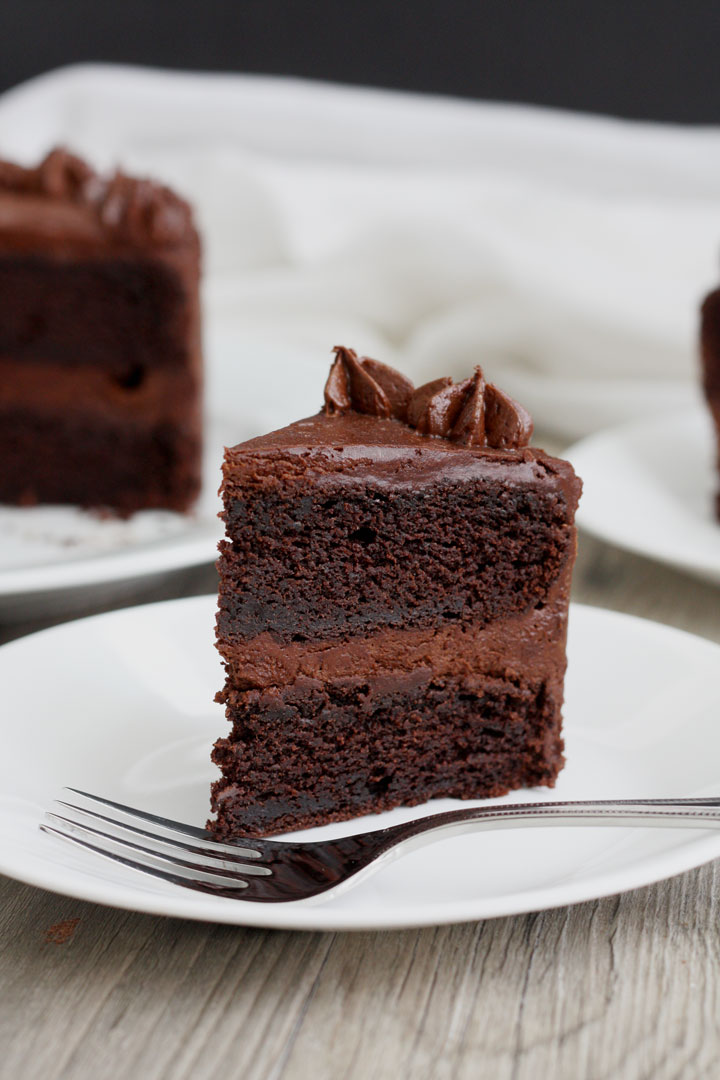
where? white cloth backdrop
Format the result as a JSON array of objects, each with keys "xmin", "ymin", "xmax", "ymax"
[{"xmin": 1, "ymin": 63, "xmax": 718, "ymax": 438}]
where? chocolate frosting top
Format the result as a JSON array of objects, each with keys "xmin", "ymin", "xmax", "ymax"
[
  {"xmin": 0, "ymin": 147, "xmax": 194, "ymax": 249},
  {"xmin": 324, "ymin": 346, "xmax": 533, "ymax": 450}
]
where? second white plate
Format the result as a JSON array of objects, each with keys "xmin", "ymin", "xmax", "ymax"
[{"xmin": 567, "ymin": 405, "xmax": 720, "ymax": 584}]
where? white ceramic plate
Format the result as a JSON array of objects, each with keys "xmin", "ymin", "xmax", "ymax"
[
  {"xmin": 2, "ymin": 596, "xmax": 720, "ymax": 930},
  {"xmin": 566, "ymin": 405, "xmax": 720, "ymax": 584}
]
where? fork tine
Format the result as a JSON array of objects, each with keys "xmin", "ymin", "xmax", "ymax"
[
  {"xmin": 53, "ymin": 800, "xmax": 267, "ymax": 869},
  {"xmin": 63, "ymin": 788, "xmax": 264, "ymax": 858},
  {"xmin": 39, "ymin": 822, "xmax": 255, "ymax": 898},
  {"xmin": 43, "ymin": 811, "xmax": 271, "ymax": 881}
]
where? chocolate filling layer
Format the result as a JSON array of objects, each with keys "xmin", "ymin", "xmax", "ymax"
[
  {"xmin": 0, "ymin": 360, "xmax": 200, "ymax": 424},
  {"xmin": 217, "ymin": 575, "xmax": 571, "ymax": 690}
]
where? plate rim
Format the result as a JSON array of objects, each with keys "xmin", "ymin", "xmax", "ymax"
[
  {"xmin": 0, "ymin": 526, "xmax": 217, "ymax": 597},
  {"xmin": 2, "ymin": 595, "xmax": 720, "ymax": 931}
]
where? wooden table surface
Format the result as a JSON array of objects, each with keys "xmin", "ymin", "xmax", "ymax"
[{"xmin": 1, "ymin": 522, "xmax": 719, "ymax": 1079}]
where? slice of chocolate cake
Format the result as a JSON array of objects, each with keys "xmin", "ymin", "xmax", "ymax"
[
  {"xmin": 0, "ymin": 148, "xmax": 202, "ymax": 515},
  {"xmin": 701, "ymin": 288, "xmax": 720, "ymax": 518},
  {"xmin": 211, "ymin": 347, "xmax": 582, "ymax": 837}
]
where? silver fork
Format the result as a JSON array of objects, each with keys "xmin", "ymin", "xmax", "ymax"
[{"xmin": 40, "ymin": 790, "xmax": 720, "ymax": 905}]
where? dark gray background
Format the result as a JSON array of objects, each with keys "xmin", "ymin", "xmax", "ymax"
[{"xmin": 0, "ymin": 0, "xmax": 718, "ymax": 123}]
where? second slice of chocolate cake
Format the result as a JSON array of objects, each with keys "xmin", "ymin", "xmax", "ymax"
[
  {"xmin": 0, "ymin": 148, "xmax": 202, "ymax": 515},
  {"xmin": 211, "ymin": 347, "xmax": 582, "ymax": 837}
]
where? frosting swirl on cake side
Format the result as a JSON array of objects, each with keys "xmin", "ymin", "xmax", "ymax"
[{"xmin": 0, "ymin": 147, "xmax": 194, "ymax": 248}]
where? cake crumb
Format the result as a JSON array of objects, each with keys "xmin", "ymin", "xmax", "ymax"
[{"xmin": 44, "ymin": 918, "xmax": 80, "ymax": 945}]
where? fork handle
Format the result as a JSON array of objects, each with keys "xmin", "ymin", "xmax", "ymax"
[
  {"xmin": 371, "ymin": 797, "xmax": 720, "ymax": 860},
  {"xmin": 297, "ymin": 797, "xmax": 720, "ymax": 905}
]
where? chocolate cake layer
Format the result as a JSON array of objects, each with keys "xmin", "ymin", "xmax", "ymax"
[
  {"xmin": 0, "ymin": 257, "xmax": 191, "ymax": 370},
  {"xmin": 211, "ymin": 668, "xmax": 564, "ymax": 837},
  {"xmin": 0, "ymin": 412, "xmax": 201, "ymax": 512},
  {"xmin": 218, "ymin": 415, "xmax": 579, "ymax": 644}
]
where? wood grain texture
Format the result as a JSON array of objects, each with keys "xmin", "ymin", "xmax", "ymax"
[{"xmin": 1, "ymin": 509, "xmax": 719, "ymax": 1079}]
